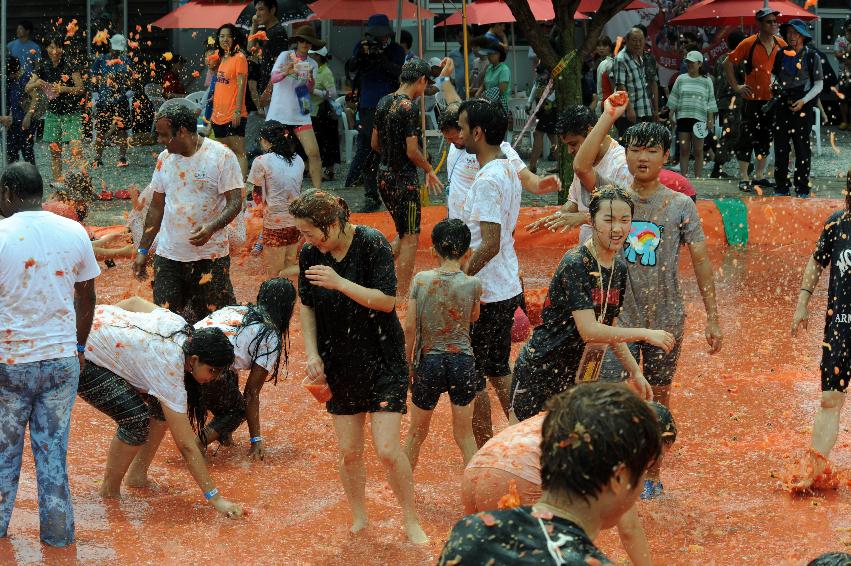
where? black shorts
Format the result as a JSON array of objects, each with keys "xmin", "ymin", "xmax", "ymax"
[
  {"xmin": 676, "ymin": 118, "xmax": 699, "ymax": 134},
  {"xmin": 376, "ymin": 167, "xmax": 421, "ymax": 236},
  {"xmin": 152, "ymin": 255, "xmax": 237, "ymax": 325},
  {"xmin": 471, "ymin": 294, "xmax": 523, "ymax": 379},
  {"xmin": 509, "ymin": 350, "xmax": 575, "ymax": 422},
  {"xmin": 97, "ymin": 99, "xmax": 132, "ymax": 132},
  {"xmin": 821, "ymin": 328, "xmax": 850, "ymax": 392},
  {"xmin": 212, "ymin": 119, "xmax": 247, "ymax": 138},
  {"xmin": 599, "ymin": 335, "xmax": 684, "ymax": 386},
  {"xmin": 200, "ymin": 368, "xmax": 246, "ymax": 440},
  {"xmin": 325, "ymin": 363, "xmax": 408, "ymax": 415},
  {"xmin": 412, "ymin": 352, "xmax": 481, "ymax": 410}
]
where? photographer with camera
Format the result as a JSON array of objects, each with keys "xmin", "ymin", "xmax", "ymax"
[
  {"xmin": 724, "ymin": 7, "xmax": 786, "ymax": 193},
  {"xmin": 348, "ymin": 14, "xmax": 405, "ymax": 212},
  {"xmin": 770, "ymin": 19, "xmax": 823, "ymax": 197}
]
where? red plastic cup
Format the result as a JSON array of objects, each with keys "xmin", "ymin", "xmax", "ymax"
[{"xmin": 302, "ymin": 375, "xmax": 332, "ymax": 403}]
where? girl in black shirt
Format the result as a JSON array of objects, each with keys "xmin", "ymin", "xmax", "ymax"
[
  {"xmin": 790, "ymin": 170, "xmax": 851, "ymax": 490},
  {"xmin": 290, "ymin": 189, "xmax": 427, "ymax": 544}
]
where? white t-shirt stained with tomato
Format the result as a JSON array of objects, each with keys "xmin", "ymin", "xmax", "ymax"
[
  {"xmin": 85, "ymin": 306, "xmax": 190, "ymax": 413},
  {"xmin": 461, "ymin": 158, "xmax": 523, "ymax": 303},
  {"xmin": 447, "ymin": 141, "xmax": 525, "ymax": 222},
  {"xmin": 195, "ymin": 306, "xmax": 280, "ymax": 372},
  {"xmin": 150, "ymin": 137, "xmax": 244, "ymax": 262},
  {"xmin": 246, "ymin": 153, "xmax": 304, "ymax": 229},
  {"xmin": 0, "ymin": 211, "xmax": 101, "ymax": 364}
]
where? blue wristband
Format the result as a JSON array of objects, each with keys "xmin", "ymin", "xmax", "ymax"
[
  {"xmin": 435, "ymin": 76, "xmax": 450, "ymax": 89},
  {"xmin": 250, "ymin": 436, "xmax": 263, "ymax": 444},
  {"xmin": 137, "ymin": 247, "xmax": 149, "ymax": 256},
  {"xmin": 76, "ymin": 344, "xmax": 86, "ymax": 354},
  {"xmin": 203, "ymin": 487, "xmax": 219, "ymax": 501}
]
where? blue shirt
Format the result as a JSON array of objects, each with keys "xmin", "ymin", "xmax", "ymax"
[
  {"xmin": 8, "ymin": 39, "xmax": 41, "ymax": 74},
  {"xmin": 91, "ymin": 54, "xmax": 133, "ymax": 103},
  {"xmin": 7, "ymin": 73, "xmax": 30, "ymax": 122},
  {"xmin": 352, "ymin": 41, "xmax": 405, "ymax": 109}
]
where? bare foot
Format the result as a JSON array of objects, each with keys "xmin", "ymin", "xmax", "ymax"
[
  {"xmin": 350, "ymin": 515, "xmax": 369, "ymax": 535},
  {"xmin": 404, "ymin": 520, "xmax": 429, "ymax": 545},
  {"xmin": 98, "ymin": 485, "xmax": 121, "ymax": 498},
  {"xmin": 125, "ymin": 474, "xmax": 159, "ymax": 490}
]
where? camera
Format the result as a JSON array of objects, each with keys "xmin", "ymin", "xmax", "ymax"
[
  {"xmin": 360, "ymin": 37, "xmax": 384, "ymax": 59},
  {"xmin": 761, "ymin": 83, "xmax": 786, "ymax": 114}
]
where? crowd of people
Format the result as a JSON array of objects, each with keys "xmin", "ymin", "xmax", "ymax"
[{"xmin": 1, "ymin": 3, "xmax": 850, "ymax": 564}]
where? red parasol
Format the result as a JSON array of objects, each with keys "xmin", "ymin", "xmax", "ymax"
[
  {"xmin": 438, "ymin": 0, "xmax": 587, "ymax": 27},
  {"xmin": 670, "ymin": 0, "xmax": 817, "ymax": 26},
  {"xmin": 307, "ymin": 0, "xmax": 434, "ymax": 20},
  {"xmin": 150, "ymin": 1, "xmax": 251, "ymax": 30}
]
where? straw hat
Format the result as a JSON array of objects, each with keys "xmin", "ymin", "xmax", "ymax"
[{"xmin": 291, "ymin": 25, "xmax": 326, "ymax": 49}]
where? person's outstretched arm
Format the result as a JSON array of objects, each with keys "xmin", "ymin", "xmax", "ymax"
[{"xmin": 243, "ymin": 363, "xmax": 271, "ymax": 460}]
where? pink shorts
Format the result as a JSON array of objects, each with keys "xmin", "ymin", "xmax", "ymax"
[{"xmin": 461, "ymin": 466, "xmax": 542, "ymax": 514}]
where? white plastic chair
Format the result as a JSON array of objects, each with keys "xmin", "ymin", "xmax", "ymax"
[
  {"xmin": 186, "ymin": 90, "xmax": 208, "ymax": 107},
  {"xmin": 812, "ymin": 105, "xmax": 822, "ymax": 156},
  {"xmin": 509, "ymin": 98, "xmax": 534, "ymax": 147},
  {"xmin": 336, "ymin": 95, "xmax": 359, "ymax": 162}
]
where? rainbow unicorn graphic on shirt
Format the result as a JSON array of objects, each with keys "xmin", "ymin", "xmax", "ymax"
[{"xmin": 625, "ymin": 221, "xmax": 664, "ymax": 266}]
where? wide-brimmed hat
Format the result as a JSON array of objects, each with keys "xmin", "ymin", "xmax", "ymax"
[
  {"xmin": 291, "ymin": 25, "xmax": 326, "ymax": 49},
  {"xmin": 780, "ymin": 19, "xmax": 813, "ymax": 42},
  {"xmin": 366, "ymin": 14, "xmax": 392, "ymax": 37}
]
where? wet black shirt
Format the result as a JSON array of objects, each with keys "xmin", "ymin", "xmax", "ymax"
[
  {"xmin": 298, "ymin": 225, "xmax": 406, "ymax": 380},
  {"xmin": 813, "ymin": 211, "xmax": 851, "ymax": 332},
  {"xmin": 438, "ymin": 507, "xmax": 613, "ymax": 565},
  {"xmin": 34, "ymin": 58, "xmax": 78, "ymax": 115},
  {"xmin": 374, "ymin": 92, "xmax": 421, "ymax": 175},
  {"xmin": 522, "ymin": 245, "xmax": 626, "ymax": 373},
  {"xmin": 246, "ymin": 59, "xmax": 261, "ymax": 112},
  {"xmin": 258, "ymin": 23, "xmax": 289, "ymax": 95}
]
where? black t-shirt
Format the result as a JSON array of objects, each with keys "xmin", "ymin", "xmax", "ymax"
[
  {"xmin": 374, "ymin": 92, "xmax": 421, "ymax": 175},
  {"xmin": 523, "ymin": 245, "xmax": 627, "ymax": 371},
  {"xmin": 34, "ymin": 58, "xmax": 78, "ymax": 115},
  {"xmin": 259, "ymin": 23, "xmax": 289, "ymax": 94},
  {"xmin": 298, "ymin": 225, "xmax": 406, "ymax": 379},
  {"xmin": 813, "ymin": 210, "xmax": 851, "ymax": 333},
  {"xmin": 438, "ymin": 507, "xmax": 613, "ymax": 566},
  {"xmin": 246, "ymin": 59, "xmax": 261, "ymax": 112}
]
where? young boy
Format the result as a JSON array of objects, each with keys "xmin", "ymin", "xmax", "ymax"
[
  {"xmin": 438, "ymin": 382, "xmax": 662, "ymax": 565},
  {"xmin": 404, "ymin": 218, "xmax": 482, "ymax": 470}
]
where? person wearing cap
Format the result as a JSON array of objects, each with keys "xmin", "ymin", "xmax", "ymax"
[
  {"xmin": 613, "ymin": 27, "xmax": 654, "ymax": 136},
  {"xmin": 90, "ymin": 33, "xmax": 134, "ymax": 168},
  {"xmin": 372, "ymin": 58, "xmax": 444, "ymax": 298},
  {"xmin": 667, "ymin": 50, "xmax": 717, "ymax": 178},
  {"xmin": 473, "ymin": 37, "xmax": 511, "ymax": 116},
  {"xmin": 263, "ymin": 25, "xmax": 325, "ymax": 189},
  {"xmin": 771, "ymin": 19, "xmax": 823, "ymax": 197},
  {"xmin": 723, "ymin": 6, "xmax": 786, "ymax": 193},
  {"xmin": 309, "ymin": 46, "xmax": 340, "ymax": 181},
  {"xmin": 348, "ymin": 14, "xmax": 405, "ymax": 213}
]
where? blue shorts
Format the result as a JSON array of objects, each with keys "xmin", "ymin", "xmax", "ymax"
[
  {"xmin": 599, "ymin": 336, "xmax": 684, "ymax": 386},
  {"xmin": 412, "ymin": 352, "xmax": 481, "ymax": 410}
]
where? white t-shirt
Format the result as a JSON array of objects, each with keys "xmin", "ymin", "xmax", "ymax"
[
  {"xmin": 246, "ymin": 153, "xmax": 305, "ymax": 229},
  {"xmin": 194, "ymin": 306, "xmax": 280, "ymax": 372},
  {"xmin": 461, "ymin": 159, "xmax": 523, "ymax": 303},
  {"xmin": 447, "ymin": 141, "xmax": 525, "ymax": 221},
  {"xmin": 266, "ymin": 51, "xmax": 318, "ymax": 126},
  {"xmin": 85, "ymin": 306, "xmax": 189, "ymax": 413},
  {"xmin": 150, "ymin": 138, "xmax": 244, "ymax": 262},
  {"xmin": 0, "ymin": 211, "xmax": 101, "ymax": 364},
  {"xmin": 567, "ymin": 138, "xmax": 632, "ymax": 243}
]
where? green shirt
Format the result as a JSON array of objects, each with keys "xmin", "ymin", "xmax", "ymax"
[
  {"xmin": 483, "ymin": 62, "xmax": 511, "ymax": 108},
  {"xmin": 310, "ymin": 63, "xmax": 335, "ymax": 117},
  {"xmin": 667, "ymin": 73, "xmax": 717, "ymax": 122}
]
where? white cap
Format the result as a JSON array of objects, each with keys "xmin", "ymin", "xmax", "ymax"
[
  {"xmin": 110, "ymin": 33, "xmax": 127, "ymax": 52},
  {"xmin": 428, "ymin": 57, "xmax": 443, "ymax": 68},
  {"xmin": 685, "ymin": 50, "xmax": 704, "ymax": 64},
  {"xmin": 308, "ymin": 46, "xmax": 328, "ymax": 57}
]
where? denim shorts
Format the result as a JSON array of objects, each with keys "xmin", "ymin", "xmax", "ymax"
[{"xmin": 412, "ymin": 352, "xmax": 482, "ymax": 411}]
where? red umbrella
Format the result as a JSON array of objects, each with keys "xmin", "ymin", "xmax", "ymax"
[
  {"xmin": 307, "ymin": 0, "xmax": 434, "ymax": 20},
  {"xmin": 438, "ymin": 0, "xmax": 587, "ymax": 26},
  {"xmin": 670, "ymin": 0, "xmax": 817, "ymax": 26},
  {"xmin": 151, "ymin": 1, "xmax": 251, "ymax": 29},
  {"xmin": 578, "ymin": 0, "xmax": 651, "ymax": 13}
]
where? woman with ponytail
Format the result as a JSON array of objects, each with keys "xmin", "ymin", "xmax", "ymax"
[
  {"xmin": 246, "ymin": 120, "xmax": 305, "ymax": 278},
  {"xmin": 77, "ymin": 297, "xmax": 243, "ymax": 517},
  {"xmin": 194, "ymin": 277, "xmax": 297, "ymax": 460},
  {"xmin": 290, "ymin": 189, "xmax": 428, "ymax": 544}
]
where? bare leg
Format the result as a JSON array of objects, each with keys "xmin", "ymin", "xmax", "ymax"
[
  {"xmin": 125, "ymin": 419, "xmax": 168, "ymax": 487},
  {"xmin": 450, "ymin": 402, "xmax": 477, "ymax": 465},
  {"xmin": 403, "ymin": 404, "xmax": 433, "ymax": 471},
  {"xmin": 489, "ymin": 374, "xmax": 512, "ymax": 416},
  {"xmin": 396, "ymin": 234, "xmax": 418, "ymax": 300},
  {"xmin": 219, "ymin": 135, "xmax": 248, "ymax": 177},
  {"xmin": 528, "ymin": 130, "xmax": 544, "ymax": 173},
  {"xmin": 753, "ymin": 152, "xmax": 768, "ymax": 180},
  {"xmin": 278, "ymin": 244, "xmax": 300, "ymax": 279},
  {"xmin": 371, "ymin": 411, "xmax": 428, "ymax": 544},
  {"xmin": 331, "ymin": 413, "xmax": 368, "ymax": 533},
  {"xmin": 646, "ymin": 383, "xmax": 671, "ymax": 482},
  {"xmin": 693, "ymin": 136, "xmax": 704, "ymax": 178},
  {"xmin": 262, "ymin": 244, "xmax": 287, "ymax": 280},
  {"xmin": 297, "ymin": 128, "xmax": 323, "ymax": 189},
  {"xmin": 678, "ymin": 132, "xmax": 691, "ymax": 177},
  {"xmin": 737, "ymin": 160, "xmax": 750, "ymax": 181},
  {"xmin": 811, "ymin": 391, "xmax": 846, "ymax": 458},
  {"xmin": 472, "ymin": 389, "xmax": 493, "ymax": 448},
  {"xmin": 100, "ymin": 435, "xmax": 143, "ymax": 497},
  {"xmin": 50, "ymin": 146, "xmax": 63, "ymax": 182}
]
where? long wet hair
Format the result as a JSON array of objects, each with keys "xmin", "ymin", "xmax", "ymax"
[
  {"xmin": 182, "ymin": 327, "xmax": 235, "ymax": 441},
  {"xmin": 259, "ymin": 120, "xmax": 297, "ymax": 165},
  {"xmin": 588, "ymin": 185, "xmax": 635, "ymax": 222},
  {"xmin": 289, "ymin": 188, "xmax": 351, "ymax": 239},
  {"xmin": 237, "ymin": 278, "xmax": 296, "ymax": 384}
]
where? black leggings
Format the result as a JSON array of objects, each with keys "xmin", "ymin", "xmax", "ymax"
[
  {"xmin": 200, "ymin": 369, "xmax": 246, "ymax": 441},
  {"xmin": 78, "ymin": 363, "xmax": 166, "ymax": 446}
]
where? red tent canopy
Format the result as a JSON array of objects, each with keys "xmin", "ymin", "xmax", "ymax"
[
  {"xmin": 439, "ymin": 0, "xmax": 587, "ymax": 27},
  {"xmin": 577, "ymin": 0, "xmax": 651, "ymax": 13},
  {"xmin": 307, "ymin": 0, "xmax": 434, "ymax": 20},
  {"xmin": 670, "ymin": 0, "xmax": 817, "ymax": 26},
  {"xmin": 151, "ymin": 1, "xmax": 250, "ymax": 30}
]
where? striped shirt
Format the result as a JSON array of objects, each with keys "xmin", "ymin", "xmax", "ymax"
[
  {"xmin": 667, "ymin": 74, "xmax": 718, "ymax": 122},
  {"xmin": 613, "ymin": 50, "xmax": 652, "ymax": 118}
]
